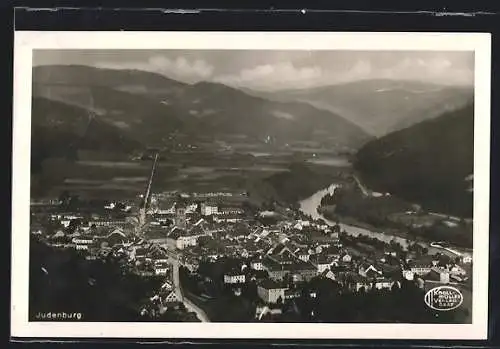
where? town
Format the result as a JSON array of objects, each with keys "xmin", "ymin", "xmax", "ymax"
[{"xmin": 29, "ymin": 169, "xmax": 473, "ymax": 323}]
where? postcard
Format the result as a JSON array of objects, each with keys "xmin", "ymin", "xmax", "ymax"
[{"xmin": 11, "ymin": 31, "xmax": 491, "ymax": 340}]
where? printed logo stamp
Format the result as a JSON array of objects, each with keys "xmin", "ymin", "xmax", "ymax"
[{"xmin": 424, "ymin": 286, "xmax": 464, "ymax": 311}]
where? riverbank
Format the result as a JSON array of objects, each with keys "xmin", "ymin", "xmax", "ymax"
[
  {"xmin": 299, "ymin": 184, "xmax": 472, "ymax": 256},
  {"xmin": 319, "ymin": 207, "xmax": 432, "ymax": 245}
]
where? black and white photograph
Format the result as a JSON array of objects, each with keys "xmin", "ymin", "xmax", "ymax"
[{"xmin": 11, "ymin": 31, "xmax": 491, "ymax": 340}]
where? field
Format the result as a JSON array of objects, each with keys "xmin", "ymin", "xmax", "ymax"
[{"xmin": 31, "ymin": 142, "xmax": 352, "ymax": 205}]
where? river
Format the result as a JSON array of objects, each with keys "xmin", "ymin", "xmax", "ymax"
[{"xmin": 298, "ymin": 184, "xmax": 448, "ymax": 255}]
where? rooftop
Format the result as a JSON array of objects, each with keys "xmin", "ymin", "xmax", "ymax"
[{"xmin": 258, "ymin": 278, "xmax": 287, "ymax": 290}]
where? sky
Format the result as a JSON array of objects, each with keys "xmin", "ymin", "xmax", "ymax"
[{"xmin": 33, "ymin": 50, "xmax": 474, "ymax": 91}]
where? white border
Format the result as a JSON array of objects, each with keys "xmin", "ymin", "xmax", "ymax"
[{"xmin": 11, "ymin": 31, "xmax": 491, "ymax": 340}]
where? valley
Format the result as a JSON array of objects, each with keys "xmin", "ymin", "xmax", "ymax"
[
  {"xmin": 248, "ymin": 79, "xmax": 473, "ymax": 136},
  {"xmin": 28, "ymin": 62, "xmax": 475, "ymax": 325}
]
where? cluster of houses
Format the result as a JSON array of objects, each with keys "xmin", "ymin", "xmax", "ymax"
[
  {"xmin": 140, "ymin": 280, "xmax": 183, "ymax": 319},
  {"xmin": 31, "ymin": 192, "xmax": 472, "ymax": 318},
  {"xmin": 148, "ymin": 194, "xmax": 246, "ymax": 224}
]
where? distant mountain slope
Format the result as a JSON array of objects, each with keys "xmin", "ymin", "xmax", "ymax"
[
  {"xmin": 354, "ymin": 103, "xmax": 474, "ymax": 217},
  {"xmin": 33, "ymin": 64, "xmax": 185, "ymax": 93},
  {"xmin": 31, "ymin": 97, "xmax": 141, "ymax": 173},
  {"xmin": 33, "ymin": 84, "xmax": 185, "ymax": 145},
  {"xmin": 32, "ymin": 65, "xmax": 371, "ymax": 148},
  {"xmin": 165, "ymin": 81, "xmax": 371, "ymax": 146},
  {"xmin": 249, "ymin": 79, "xmax": 473, "ymax": 136}
]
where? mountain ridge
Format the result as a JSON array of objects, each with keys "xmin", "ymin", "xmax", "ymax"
[
  {"xmin": 32, "ymin": 65, "xmax": 371, "ymax": 148},
  {"xmin": 354, "ymin": 103, "xmax": 474, "ymax": 218},
  {"xmin": 245, "ymin": 79, "xmax": 474, "ymax": 137}
]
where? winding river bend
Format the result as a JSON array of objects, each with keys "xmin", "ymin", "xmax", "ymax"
[{"xmin": 298, "ymin": 184, "xmax": 453, "ymax": 256}]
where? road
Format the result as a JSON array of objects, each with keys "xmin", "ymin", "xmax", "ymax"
[
  {"xmin": 353, "ymin": 174, "xmax": 370, "ymax": 196},
  {"xmin": 144, "ymin": 152, "xmax": 159, "ymax": 211},
  {"xmin": 131, "ymin": 149, "xmax": 209, "ymax": 322},
  {"xmin": 136, "ymin": 152, "xmax": 159, "ymax": 231},
  {"xmin": 167, "ymin": 252, "xmax": 210, "ymax": 322}
]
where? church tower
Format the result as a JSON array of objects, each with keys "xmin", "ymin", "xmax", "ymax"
[{"xmin": 175, "ymin": 201, "xmax": 187, "ymax": 228}]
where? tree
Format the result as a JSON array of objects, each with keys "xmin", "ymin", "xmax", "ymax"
[
  {"xmin": 67, "ymin": 219, "xmax": 81, "ymax": 233},
  {"xmin": 116, "ymin": 202, "xmax": 126, "ymax": 211},
  {"xmin": 59, "ymin": 190, "xmax": 71, "ymax": 206}
]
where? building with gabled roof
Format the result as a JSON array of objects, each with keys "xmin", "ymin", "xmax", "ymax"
[
  {"xmin": 155, "ymin": 262, "xmax": 170, "ymax": 276},
  {"xmin": 162, "ymin": 290, "xmax": 180, "ymax": 304},
  {"xmin": 257, "ymin": 279, "xmax": 288, "ymax": 304},
  {"xmin": 310, "ymin": 254, "xmax": 335, "ymax": 273},
  {"xmin": 104, "ymin": 228, "xmax": 129, "ymax": 247},
  {"xmin": 358, "ymin": 263, "xmax": 383, "ymax": 278},
  {"xmin": 201, "ymin": 201, "xmax": 218, "ymax": 216}
]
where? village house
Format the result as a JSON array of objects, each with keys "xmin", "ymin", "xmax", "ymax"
[
  {"xmin": 297, "ymin": 249, "xmax": 311, "ymax": 262},
  {"xmin": 49, "ymin": 230, "xmax": 69, "ymax": 245},
  {"xmin": 213, "ymin": 213, "xmax": 243, "ymax": 223},
  {"xmin": 427, "ymin": 267, "xmax": 450, "ymax": 284},
  {"xmin": 201, "ymin": 202, "xmax": 218, "ymax": 216},
  {"xmin": 150, "ymin": 247, "xmax": 169, "ymax": 264},
  {"xmin": 448, "ymin": 264, "xmax": 467, "ymax": 276},
  {"xmin": 352, "ymin": 274, "xmax": 373, "ymax": 292},
  {"xmin": 358, "ymin": 263, "xmax": 383, "ymax": 278},
  {"xmin": 71, "ymin": 236, "xmax": 94, "ymax": 251},
  {"xmin": 133, "ymin": 247, "xmax": 148, "ymax": 261},
  {"xmin": 287, "ymin": 261, "xmax": 318, "ymax": 282},
  {"xmin": 409, "ymin": 261, "xmax": 434, "ymax": 275},
  {"xmin": 182, "ymin": 256, "xmax": 200, "ymax": 273},
  {"xmin": 92, "ymin": 219, "xmax": 128, "ymax": 228},
  {"xmin": 105, "ymin": 228, "xmax": 130, "ymax": 247},
  {"xmin": 166, "ymin": 227, "xmax": 201, "ymax": 250},
  {"xmin": 104, "ymin": 202, "xmax": 117, "ymax": 210},
  {"xmin": 284, "ymin": 288, "xmax": 301, "ymax": 300},
  {"xmin": 407, "ymin": 253, "xmax": 438, "ymax": 270},
  {"xmin": 338, "ymin": 273, "xmax": 371, "ymax": 292},
  {"xmin": 85, "ymin": 252, "xmax": 98, "ymax": 261},
  {"xmin": 157, "ymin": 203, "xmax": 175, "ymax": 215},
  {"xmin": 162, "ymin": 290, "xmax": 180, "ymax": 304},
  {"xmin": 262, "ymin": 253, "xmax": 318, "ymax": 282},
  {"xmin": 31, "ymin": 228, "xmax": 44, "ymax": 236},
  {"xmin": 144, "ymin": 228, "xmax": 169, "ymax": 245},
  {"xmin": 462, "ymin": 254, "xmax": 473, "ymax": 264},
  {"xmin": 255, "ymin": 305, "xmax": 282, "ymax": 320},
  {"xmin": 321, "ymin": 245, "xmax": 342, "ymax": 259},
  {"xmin": 306, "ymin": 228, "xmax": 339, "ymax": 245},
  {"xmin": 161, "ymin": 280, "xmax": 173, "ymax": 291},
  {"xmin": 402, "ymin": 269, "xmax": 415, "ymax": 281},
  {"xmin": 60, "ymin": 219, "xmax": 73, "ymax": 228},
  {"xmin": 250, "ymin": 259, "xmax": 264, "ymax": 271},
  {"xmin": 223, "ymin": 271, "xmax": 246, "ymax": 284},
  {"xmin": 310, "ymin": 254, "xmax": 334, "ymax": 273},
  {"xmin": 31, "ymin": 198, "xmax": 60, "ymax": 206},
  {"xmin": 262, "ymin": 257, "xmax": 288, "ymax": 281},
  {"xmin": 185, "ymin": 202, "xmax": 199, "ymax": 214},
  {"xmin": 373, "ymin": 278, "xmax": 397, "ymax": 290},
  {"xmin": 322, "ymin": 269, "xmax": 337, "ymax": 281},
  {"xmin": 154, "ymin": 262, "xmax": 169, "ymax": 276},
  {"xmin": 294, "ymin": 220, "xmax": 311, "ymax": 230},
  {"xmin": 151, "ymin": 213, "xmax": 174, "ymax": 226},
  {"xmin": 341, "ymin": 253, "xmax": 352, "ymax": 263},
  {"xmin": 219, "ymin": 206, "xmax": 244, "ymax": 215},
  {"xmin": 257, "ymin": 279, "xmax": 288, "ymax": 304}
]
